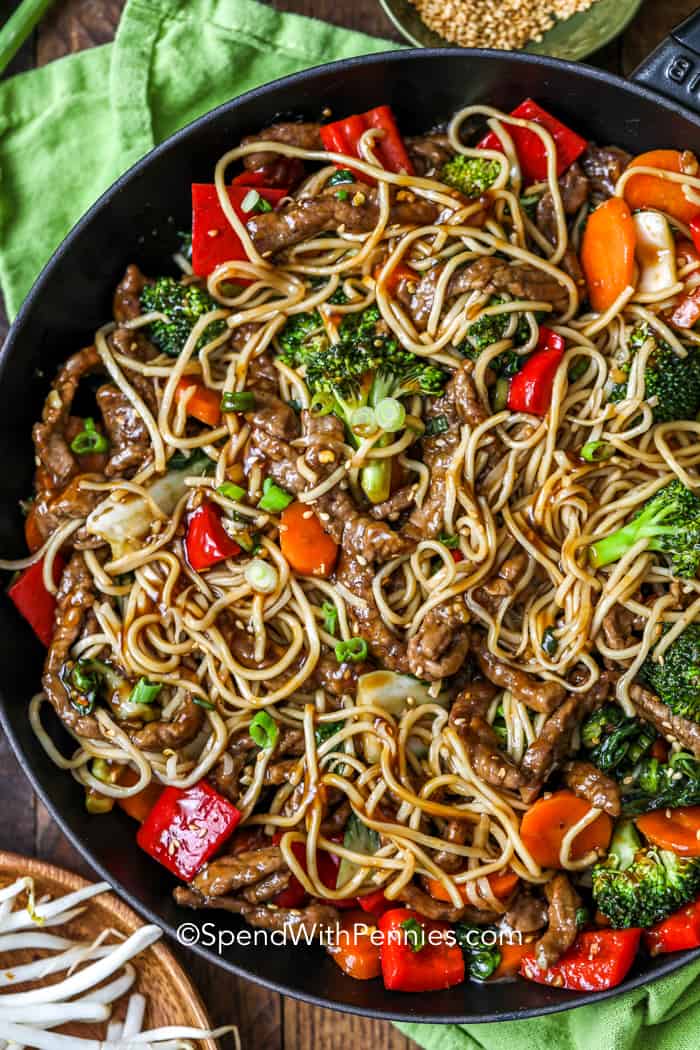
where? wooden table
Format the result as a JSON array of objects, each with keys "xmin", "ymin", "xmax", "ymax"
[{"xmin": 0, "ymin": 0, "xmax": 697, "ymax": 1045}]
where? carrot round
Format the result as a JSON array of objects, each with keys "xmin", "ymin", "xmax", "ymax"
[
  {"xmin": 426, "ymin": 871, "xmax": 519, "ymax": 903},
  {"xmin": 624, "ymin": 149, "xmax": 700, "ymax": 225},
  {"xmin": 327, "ymin": 908, "xmax": 382, "ymax": 980},
  {"xmin": 520, "ymin": 790, "xmax": 613, "ymax": 869},
  {"xmin": 492, "ymin": 941, "xmax": 531, "ymax": 980},
  {"xmin": 636, "ymin": 806, "xmax": 700, "ymax": 857},
  {"xmin": 176, "ymin": 377, "xmax": 222, "ymax": 427},
  {"xmin": 581, "ymin": 197, "xmax": 636, "ymax": 313},
  {"xmin": 280, "ymin": 502, "xmax": 339, "ymax": 578},
  {"xmin": 117, "ymin": 768, "xmax": 164, "ymax": 823}
]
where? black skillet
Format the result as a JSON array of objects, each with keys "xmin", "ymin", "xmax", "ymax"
[{"xmin": 2, "ymin": 10, "xmax": 700, "ymax": 1025}]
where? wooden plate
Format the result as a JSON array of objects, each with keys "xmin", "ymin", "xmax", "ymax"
[{"xmin": 0, "ymin": 851, "xmax": 219, "ymax": 1048}]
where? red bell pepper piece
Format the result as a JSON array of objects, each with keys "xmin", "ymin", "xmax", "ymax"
[
  {"xmin": 507, "ymin": 344, "xmax": 565, "ymax": 417},
  {"xmin": 671, "ymin": 287, "xmax": 700, "ymax": 329},
  {"xmin": 271, "ymin": 833, "xmax": 356, "ymax": 909},
  {"xmin": 319, "ymin": 105, "xmax": 414, "ymax": 181},
  {"xmin": 136, "ymin": 781, "xmax": 241, "ymax": 881},
  {"xmin": 520, "ymin": 928, "xmax": 641, "ymax": 992},
  {"xmin": 8, "ymin": 554, "xmax": 65, "ymax": 647},
  {"xmin": 478, "ymin": 99, "xmax": 587, "ymax": 184},
  {"xmin": 378, "ymin": 908, "xmax": 465, "ymax": 993},
  {"xmin": 185, "ymin": 502, "xmax": 241, "ymax": 572},
  {"xmin": 536, "ymin": 325, "xmax": 565, "ymax": 353},
  {"xmin": 357, "ymin": 888, "xmax": 392, "ymax": 916},
  {"xmin": 191, "ymin": 183, "xmax": 287, "ymax": 278},
  {"xmin": 450, "ymin": 549, "xmax": 465, "ymax": 564},
  {"xmin": 644, "ymin": 896, "xmax": 700, "ymax": 955},
  {"xmin": 690, "ymin": 216, "xmax": 700, "ymax": 257}
]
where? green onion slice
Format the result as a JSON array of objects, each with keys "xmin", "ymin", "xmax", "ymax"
[
  {"xmin": 492, "ymin": 377, "xmax": 510, "ymax": 413},
  {"xmin": 581, "ymin": 440, "xmax": 615, "ymax": 462},
  {"xmin": 400, "ymin": 917, "xmax": 425, "ymax": 953},
  {"xmin": 328, "ymin": 169, "xmax": 356, "ymax": 186},
  {"xmin": 245, "ymin": 557, "xmax": 279, "ymax": 594},
  {"xmin": 258, "ymin": 478, "xmax": 294, "ymax": 513},
  {"xmin": 335, "ymin": 637, "xmax": 368, "ymax": 663},
  {"xmin": 70, "ymin": 418, "xmax": 109, "ymax": 455},
  {"xmin": 250, "ymin": 710, "xmax": 279, "ymax": 749},
  {"xmin": 221, "ymin": 390, "xmax": 256, "ymax": 413},
  {"xmin": 542, "ymin": 626, "xmax": 558, "ymax": 657},
  {"xmin": 128, "ymin": 678, "xmax": 163, "ymax": 706},
  {"xmin": 193, "ymin": 697, "xmax": 216, "ymax": 710},
  {"xmin": 350, "ymin": 406, "xmax": 377, "ymax": 437},
  {"xmin": 375, "ymin": 397, "xmax": 406, "ymax": 433},
  {"xmin": 321, "ymin": 600, "xmax": 339, "ymax": 636},
  {"xmin": 217, "ymin": 482, "xmax": 246, "ymax": 502},
  {"xmin": 310, "ymin": 390, "xmax": 336, "ymax": 417}
]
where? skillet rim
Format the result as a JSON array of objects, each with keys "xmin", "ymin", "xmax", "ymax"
[{"xmin": 2, "ymin": 44, "xmax": 700, "ymax": 1022}]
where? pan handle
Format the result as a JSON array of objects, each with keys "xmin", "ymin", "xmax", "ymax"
[{"xmin": 631, "ymin": 9, "xmax": 700, "ymax": 114}]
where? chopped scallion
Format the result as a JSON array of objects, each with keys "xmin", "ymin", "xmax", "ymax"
[
  {"xmin": 375, "ymin": 396, "xmax": 406, "ymax": 433},
  {"xmin": 321, "ymin": 600, "xmax": 339, "ymax": 635},
  {"xmin": 350, "ymin": 406, "xmax": 377, "ymax": 437},
  {"xmin": 245, "ymin": 557, "xmax": 278, "ymax": 594},
  {"xmin": 221, "ymin": 390, "xmax": 256, "ymax": 412},
  {"xmin": 581, "ymin": 440, "xmax": 615, "ymax": 462},
  {"xmin": 258, "ymin": 477, "xmax": 294, "ymax": 513},
  {"xmin": 335, "ymin": 637, "xmax": 368, "ymax": 663},
  {"xmin": 70, "ymin": 417, "xmax": 109, "ymax": 455},
  {"xmin": 250, "ymin": 709, "xmax": 279, "ymax": 749},
  {"xmin": 217, "ymin": 482, "xmax": 246, "ymax": 502},
  {"xmin": 128, "ymin": 678, "xmax": 163, "ymax": 706}
]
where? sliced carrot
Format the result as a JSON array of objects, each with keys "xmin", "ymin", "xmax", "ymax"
[
  {"xmin": 491, "ymin": 942, "xmax": 531, "ymax": 980},
  {"xmin": 327, "ymin": 908, "xmax": 382, "ymax": 980},
  {"xmin": 176, "ymin": 377, "xmax": 222, "ymax": 427},
  {"xmin": 116, "ymin": 767, "xmax": 164, "ymax": 823},
  {"xmin": 520, "ymin": 790, "xmax": 613, "ymax": 869},
  {"xmin": 624, "ymin": 149, "xmax": 700, "ymax": 225},
  {"xmin": 24, "ymin": 505, "xmax": 44, "ymax": 553},
  {"xmin": 636, "ymin": 806, "xmax": 700, "ymax": 856},
  {"xmin": 581, "ymin": 197, "xmax": 636, "ymax": 312},
  {"xmin": 279, "ymin": 501, "xmax": 339, "ymax": 578},
  {"xmin": 426, "ymin": 871, "xmax": 519, "ymax": 904}
]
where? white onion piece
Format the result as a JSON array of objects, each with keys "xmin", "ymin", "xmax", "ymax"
[{"xmin": 633, "ymin": 210, "xmax": 677, "ymax": 294}]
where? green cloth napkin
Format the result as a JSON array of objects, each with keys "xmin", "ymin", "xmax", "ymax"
[{"xmin": 2, "ymin": 1, "xmax": 700, "ymax": 1046}]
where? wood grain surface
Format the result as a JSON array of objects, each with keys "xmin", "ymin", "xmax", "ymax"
[{"xmin": 1, "ymin": 0, "xmax": 699, "ymax": 1045}]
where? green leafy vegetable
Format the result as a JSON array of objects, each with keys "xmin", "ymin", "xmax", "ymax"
[
  {"xmin": 608, "ymin": 323, "xmax": 700, "ymax": 423},
  {"xmin": 639, "ymin": 624, "xmax": 700, "ymax": 723}
]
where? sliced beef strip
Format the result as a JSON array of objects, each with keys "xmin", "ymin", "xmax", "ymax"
[
  {"xmin": 535, "ymin": 874, "xmax": 581, "ymax": 970},
  {"xmin": 471, "ymin": 631, "xmax": 566, "ymax": 714},
  {"xmin": 113, "ymin": 264, "xmax": 151, "ymax": 323},
  {"xmin": 449, "ymin": 680, "xmax": 526, "ymax": 790},
  {"xmin": 405, "ymin": 361, "xmax": 487, "ymax": 541},
  {"xmin": 630, "ymin": 683, "xmax": 700, "ymax": 757},
  {"xmin": 242, "ymin": 870, "xmax": 291, "ymax": 902},
  {"xmin": 174, "ymin": 886, "xmax": 339, "ymax": 938},
  {"xmin": 408, "ymin": 598, "xmax": 471, "ymax": 680},
  {"xmin": 33, "ymin": 345, "xmax": 104, "ymax": 488},
  {"xmin": 401, "ymin": 882, "xmax": 498, "ymax": 924},
  {"xmin": 191, "ymin": 846, "xmax": 287, "ymax": 898},
  {"xmin": 580, "ymin": 145, "xmax": 631, "ymax": 200},
  {"xmin": 96, "ymin": 383, "xmax": 152, "ymax": 477},
  {"xmin": 432, "ymin": 818, "xmax": 470, "ymax": 874},
  {"xmin": 369, "ymin": 485, "xmax": 417, "ymax": 521},
  {"xmin": 406, "ymin": 133, "xmax": 454, "ymax": 176},
  {"xmin": 602, "ymin": 605, "xmax": 637, "ymax": 652},
  {"xmin": 129, "ymin": 698, "xmax": 204, "ymax": 751},
  {"xmin": 409, "ymin": 254, "xmax": 571, "ymax": 330},
  {"xmin": 535, "ymin": 162, "xmax": 589, "ymax": 290},
  {"xmin": 504, "ymin": 892, "xmax": 548, "ymax": 934},
  {"xmin": 42, "ymin": 552, "xmax": 101, "ymax": 739},
  {"xmin": 240, "ymin": 121, "xmax": 322, "ymax": 188},
  {"xmin": 472, "ymin": 552, "xmax": 529, "ymax": 612},
  {"xmin": 244, "ymin": 384, "xmax": 304, "ymax": 493},
  {"xmin": 519, "ymin": 672, "xmax": 609, "ymax": 793},
  {"xmin": 31, "ymin": 473, "xmax": 105, "ymax": 545},
  {"xmin": 563, "ymin": 760, "xmax": 621, "ymax": 817},
  {"xmin": 247, "ymin": 182, "xmax": 439, "ymax": 256}
]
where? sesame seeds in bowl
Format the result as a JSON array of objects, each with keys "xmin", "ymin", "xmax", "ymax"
[{"xmin": 379, "ymin": 0, "xmax": 644, "ymax": 60}]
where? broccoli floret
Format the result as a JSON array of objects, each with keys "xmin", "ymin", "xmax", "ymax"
[
  {"xmin": 608, "ymin": 324, "xmax": 700, "ymax": 423},
  {"xmin": 303, "ymin": 305, "xmax": 447, "ymax": 503},
  {"xmin": 440, "ymin": 155, "xmax": 501, "ymax": 198},
  {"xmin": 581, "ymin": 703, "xmax": 656, "ymax": 773},
  {"xmin": 622, "ymin": 750, "xmax": 700, "ymax": 815},
  {"xmin": 278, "ymin": 310, "xmax": 328, "ymax": 368},
  {"xmin": 639, "ymin": 623, "xmax": 700, "ymax": 723},
  {"xmin": 140, "ymin": 277, "xmax": 225, "ymax": 357},
  {"xmin": 457, "ymin": 296, "xmax": 531, "ymax": 377},
  {"xmin": 589, "ymin": 479, "xmax": 700, "ymax": 577},
  {"xmin": 592, "ymin": 821, "xmax": 700, "ymax": 928}
]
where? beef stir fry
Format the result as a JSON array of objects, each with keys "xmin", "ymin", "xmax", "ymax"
[{"xmin": 7, "ymin": 98, "xmax": 700, "ymax": 995}]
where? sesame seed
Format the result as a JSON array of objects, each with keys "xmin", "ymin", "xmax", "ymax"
[
  {"xmin": 318, "ymin": 450, "xmax": 335, "ymax": 464},
  {"xmin": 356, "ymin": 555, "xmax": 368, "ymax": 566},
  {"xmin": 207, "ymin": 228, "xmax": 220, "ymax": 238},
  {"xmin": 352, "ymin": 191, "xmax": 367, "ymax": 207},
  {"xmin": 302, "ymin": 510, "xmax": 314, "ymax": 519},
  {"xmin": 407, "ymin": 0, "xmax": 598, "ymax": 50}
]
